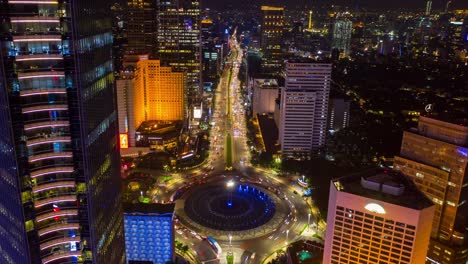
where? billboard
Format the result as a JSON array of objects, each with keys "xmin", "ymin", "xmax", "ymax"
[{"xmin": 120, "ymin": 133, "xmax": 129, "ymax": 149}]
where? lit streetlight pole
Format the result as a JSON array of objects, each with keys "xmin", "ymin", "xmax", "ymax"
[
  {"xmin": 286, "ymin": 229, "xmax": 289, "ymax": 245},
  {"xmin": 226, "ymin": 180, "xmax": 235, "ymax": 207},
  {"xmin": 308, "ymin": 213, "xmax": 311, "ymax": 232}
]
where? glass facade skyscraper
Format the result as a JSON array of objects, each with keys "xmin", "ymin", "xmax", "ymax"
[
  {"xmin": 0, "ymin": 0, "xmax": 125, "ymax": 263},
  {"xmin": 260, "ymin": 6, "xmax": 284, "ymax": 75},
  {"xmin": 155, "ymin": 0, "xmax": 201, "ymax": 104}
]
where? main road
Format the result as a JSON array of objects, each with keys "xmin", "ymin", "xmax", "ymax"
[{"xmin": 160, "ymin": 30, "xmax": 325, "ymax": 264}]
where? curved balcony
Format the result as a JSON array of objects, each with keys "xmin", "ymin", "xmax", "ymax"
[
  {"xmin": 34, "ymin": 195, "xmax": 77, "ymax": 208},
  {"xmin": 38, "ymin": 223, "xmax": 80, "ymax": 237},
  {"xmin": 32, "ymin": 181, "xmax": 75, "ymax": 193},
  {"xmin": 18, "ymin": 71, "xmax": 64, "ymax": 80},
  {"xmin": 13, "ymin": 35, "xmax": 61, "ymax": 42},
  {"xmin": 36, "ymin": 209, "xmax": 78, "ymax": 223},
  {"xmin": 42, "ymin": 250, "xmax": 82, "ymax": 264},
  {"xmin": 40, "ymin": 236, "xmax": 81, "ymax": 251},
  {"xmin": 24, "ymin": 120, "xmax": 69, "ymax": 131},
  {"xmin": 27, "ymin": 136, "xmax": 71, "ymax": 147},
  {"xmin": 16, "ymin": 54, "xmax": 63, "ymax": 62},
  {"xmin": 22, "ymin": 104, "xmax": 68, "ymax": 114},
  {"xmin": 28, "ymin": 151, "xmax": 72, "ymax": 163},
  {"xmin": 20, "ymin": 88, "xmax": 66, "ymax": 97},
  {"xmin": 30, "ymin": 166, "xmax": 74, "ymax": 178},
  {"xmin": 11, "ymin": 17, "xmax": 60, "ymax": 23}
]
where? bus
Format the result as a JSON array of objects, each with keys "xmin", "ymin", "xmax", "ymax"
[{"xmin": 207, "ymin": 236, "xmax": 222, "ymax": 256}]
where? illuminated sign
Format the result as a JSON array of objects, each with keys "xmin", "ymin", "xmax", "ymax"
[
  {"xmin": 193, "ymin": 108, "xmax": 202, "ymax": 119},
  {"xmin": 364, "ymin": 203, "xmax": 386, "ymax": 214},
  {"xmin": 120, "ymin": 133, "xmax": 129, "ymax": 149},
  {"xmin": 425, "ymin": 104, "xmax": 433, "ymax": 113}
]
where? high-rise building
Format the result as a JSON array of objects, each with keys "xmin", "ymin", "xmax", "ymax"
[
  {"xmin": 260, "ymin": 6, "xmax": 285, "ymax": 75},
  {"xmin": 426, "ymin": 0, "xmax": 433, "ymax": 16},
  {"xmin": 0, "ymin": 1, "xmax": 125, "ymax": 263},
  {"xmin": 124, "ymin": 0, "xmax": 156, "ymax": 54},
  {"xmin": 116, "ymin": 55, "xmax": 185, "ymax": 147},
  {"xmin": 393, "ymin": 115, "xmax": 468, "ymax": 264},
  {"xmin": 332, "ymin": 14, "xmax": 353, "ymax": 58},
  {"xmin": 124, "ymin": 203, "xmax": 175, "ymax": 264},
  {"xmin": 155, "ymin": 0, "xmax": 201, "ymax": 104},
  {"xmin": 279, "ymin": 61, "xmax": 331, "ymax": 158},
  {"xmin": 328, "ymin": 98, "xmax": 351, "ymax": 133},
  {"xmin": 252, "ymin": 79, "xmax": 279, "ymax": 116},
  {"xmin": 323, "ymin": 170, "xmax": 435, "ymax": 264},
  {"xmin": 201, "ymin": 18, "xmax": 220, "ymax": 83}
]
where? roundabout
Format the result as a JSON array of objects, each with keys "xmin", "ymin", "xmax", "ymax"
[{"xmin": 175, "ymin": 177, "xmax": 290, "ymax": 240}]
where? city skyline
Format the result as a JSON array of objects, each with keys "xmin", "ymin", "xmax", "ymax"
[
  {"xmin": 203, "ymin": 0, "xmax": 468, "ymax": 9},
  {"xmin": 0, "ymin": 0, "xmax": 467, "ymax": 263}
]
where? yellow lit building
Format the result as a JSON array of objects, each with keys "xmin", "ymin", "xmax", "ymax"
[
  {"xmin": 116, "ymin": 55, "xmax": 185, "ymax": 146},
  {"xmin": 394, "ymin": 115, "xmax": 468, "ymax": 264}
]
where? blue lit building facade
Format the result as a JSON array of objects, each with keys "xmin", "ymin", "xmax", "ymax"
[
  {"xmin": 0, "ymin": 0, "xmax": 125, "ymax": 263},
  {"xmin": 124, "ymin": 203, "xmax": 175, "ymax": 264}
]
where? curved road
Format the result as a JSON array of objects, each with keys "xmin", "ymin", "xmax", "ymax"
[{"xmin": 156, "ymin": 30, "xmax": 325, "ymax": 264}]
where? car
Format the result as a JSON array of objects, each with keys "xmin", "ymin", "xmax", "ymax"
[{"xmin": 293, "ymin": 190, "xmax": 298, "ymax": 195}]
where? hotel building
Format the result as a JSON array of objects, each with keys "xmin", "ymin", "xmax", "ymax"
[
  {"xmin": 323, "ymin": 170, "xmax": 435, "ymax": 264},
  {"xmin": 116, "ymin": 55, "xmax": 185, "ymax": 147},
  {"xmin": 279, "ymin": 61, "xmax": 331, "ymax": 158},
  {"xmin": 394, "ymin": 115, "xmax": 468, "ymax": 264},
  {"xmin": 0, "ymin": 0, "xmax": 125, "ymax": 263}
]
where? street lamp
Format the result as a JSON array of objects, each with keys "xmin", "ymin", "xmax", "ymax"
[
  {"xmin": 226, "ymin": 180, "xmax": 235, "ymax": 207},
  {"xmin": 308, "ymin": 213, "xmax": 311, "ymax": 232},
  {"xmin": 286, "ymin": 229, "xmax": 289, "ymax": 244},
  {"xmin": 226, "ymin": 180, "xmax": 235, "ymax": 188}
]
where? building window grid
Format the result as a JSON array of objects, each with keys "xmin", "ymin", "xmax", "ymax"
[{"xmin": 332, "ymin": 206, "xmax": 414, "ymax": 264}]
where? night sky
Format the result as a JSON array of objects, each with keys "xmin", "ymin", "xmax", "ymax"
[{"xmin": 204, "ymin": 0, "xmax": 468, "ymax": 10}]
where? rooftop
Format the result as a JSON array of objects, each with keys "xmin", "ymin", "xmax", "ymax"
[
  {"xmin": 254, "ymin": 78, "xmax": 278, "ymax": 88},
  {"xmin": 420, "ymin": 112, "xmax": 468, "ymax": 127},
  {"xmin": 137, "ymin": 121, "xmax": 181, "ymax": 136},
  {"xmin": 261, "ymin": 6, "xmax": 284, "ymax": 11},
  {"xmin": 124, "ymin": 203, "xmax": 175, "ymax": 215},
  {"xmin": 333, "ymin": 169, "xmax": 433, "ymax": 210}
]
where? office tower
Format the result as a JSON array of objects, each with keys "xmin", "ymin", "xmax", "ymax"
[
  {"xmin": 279, "ymin": 61, "xmax": 331, "ymax": 158},
  {"xmin": 332, "ymin": 14, "xmax": 353, "ymax": 58},
  {"xmin": 0, "ymin": 1, "xmax": 125, "ymax": 263},
  {"xmin": 124, "ymin": 203, "xmax": 175, "ymax": 264},
  {"xmin": 155, "ymin": 0, "xmax": 201, "ymax": 104},
  {"xmin": 116, "ymin": 55, "xmax": 185, "ymax": 147},
  {"xmin": 260, "ymin": 6, "xmax": 285, "ymax": 75},
  {"xmin": 201, "ymin": 18, "xmax": 219, "ymax": 83},
  {"xmin": 323, "ymin": 170, "xmax": 435, "ymax": 264},
  {"xmin": 394, "ymin": 115, "xmax": 468, "ymax": 264},
  {"xmin": 328, "ymin": 98, "xmax": 351, "ymax": 133},
  {"xmin": 124, "ymin": 0, "xmax": 156, "ymax": 54},
  {"xmin": 252, "ymin": 79, "xmax": 279, "ymax": 116},
  {"xmin": 426, "ymin": 1, "xmax": 433, "ymax": 16}
]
